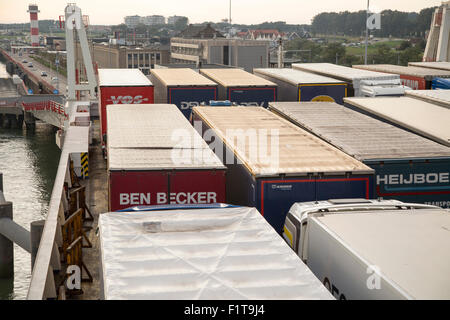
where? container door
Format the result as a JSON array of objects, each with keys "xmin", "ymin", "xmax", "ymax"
[
  {"xmin": 399, "ymin": 75, "xmax": 426, "ymax": 90},
  {"xmin": 315, "ymin": 176, "xmax": 372, "ymax": 200},
  {"xmin": 168, "ymin": 87, "xmax": 217, "ymax": 119},
  {"xmin": 228, "ymin": 87, "xmax": 277, "ymax": 108},
  {"xmin": 169, "ymin": 170, "xmax": 226, "ymax": 204},
  {"xmin": 109, "ymin": 171, "xmax": 168, "ymax": 211},
  {"xmin": 299, "ymin": 84, "xmax": 347, "ymax": 105},
  {"xmin": 259, "ymin": 179, "xmax": 316, "ymax": 233}
]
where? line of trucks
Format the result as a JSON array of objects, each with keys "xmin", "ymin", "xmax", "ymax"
[{"xmin": 93, "ymin": 62, "xmax": 450, "ymax": 300}]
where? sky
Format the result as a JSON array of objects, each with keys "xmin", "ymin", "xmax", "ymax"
[{"xmin": 0, "ymin": 0, "xmax": 443, "ymax": 25}]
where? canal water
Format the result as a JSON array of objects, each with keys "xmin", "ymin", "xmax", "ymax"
[{"xmin": 0, "ymin": 62, "xmax": 61, "ymax": 300}]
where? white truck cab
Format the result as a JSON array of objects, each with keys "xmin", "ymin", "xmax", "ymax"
[{"xmin": 283, "ymin": 199, "xmax": 450, "ymax": 300}]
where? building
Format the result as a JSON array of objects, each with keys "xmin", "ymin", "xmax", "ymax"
[
  {"xmin": 167, "ymin": 15, "xmax": 187, "ymax": 25},
  {"xmin": 124, "ymin": 15, "xmax": 142, "ymax": 28},
  {"xmin": 75, "ymin": 42, "xmax": 170, "ymax": 75},
  {"xmin": 171, "ymin": 24, "xmax": 270, "ymax": 72},
  {"xmin": 143, "ymin": 15, "xmax": 165, "ymax": 26},
  {"xmin": 424, "ymin": 1, "xmax": 450, "ymax": 62}
]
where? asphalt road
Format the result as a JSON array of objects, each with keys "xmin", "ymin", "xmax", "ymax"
[{"xmin": 9, "ymin": 51, "xmax": 68, "ymax": 94}]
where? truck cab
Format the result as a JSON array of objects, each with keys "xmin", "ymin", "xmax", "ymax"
[{"xmin": 283, "ymin": 199, "xmax": 449, "ymax": 299}]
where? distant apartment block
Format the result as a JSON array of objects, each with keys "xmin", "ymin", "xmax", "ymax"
[
  {"xmin": 170, "ymin": 24, "xmax": 270, "ymax": 72},
  {"xmin": 143, "ymin": 15, "xmax": 165, "ymax": 26},
  {"xmin": 168, "ymin": 15, "xmax": 187, "ymax": 25},
  {"xmin": 124, "ymin": 15, "xmax": 142, "ymax": 28}
]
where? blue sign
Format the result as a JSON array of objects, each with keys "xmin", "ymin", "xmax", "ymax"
[
  {"xmin": 28, "ymin": 89, "xmax": 33, "ymax": 94},
  {"xmin": 53, "ymin": 89, "xmax": 59, "ymax": 94}
]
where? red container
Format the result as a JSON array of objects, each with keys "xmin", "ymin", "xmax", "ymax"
[
  {"xmin": 98, "ymin": 69, "xmax": 154, "ymax": 144},
  {"xmin": 107, "ymin": 104, "xmax": 226, "ymax": 211},
  {"xmin": 399, "ymin": 75, "xmax": 426, "ymax": 90}
]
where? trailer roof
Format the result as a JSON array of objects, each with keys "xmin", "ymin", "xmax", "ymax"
[
  {"xmin": 344, "ymin": 97, "xmax": 450, "ymax": 147},
  {"xmin": 315, "ymin": 209, "xmax": 450, "ymax": 299},
  {"xmin": 107, "ymin": 104, "xmax": 225, "ymax": 170},
  {"xmin": 150, "ymin": 68, "xmax": 217, "ymax": 86},
  {"xmin": 200, "ymin": 68, "xmax": 277, "ymax": 87},
  {"xmin": 98, "ymin": 68, "xmax": 153, "ymax": 86},
  {"xmin": 269, "ymin": 102, "xmax": 450, "ymax": 160},
  {"xmin": 292, "ymin": 63, "xmax": 399, "ymax": 82},
  {"xmin": 405, "ymin": 89, "xmax": 450, "ymax": 109},
  {"xmin": 193, "ymin": 107, "xmax": 373, "ymax": 177},
  {"xmin": 253, "ymin": 68, "xmax": 345, "ymax": 86},
  {"xmin": 353, "ymin": 64, "xmax": 450, "ymax": 80},
  {"xmin": 99, "ymin": 206, "xmax": 334, "ymax": 300},
  {"xmin": 408, "ymin": 61, "xmax": 450, "ymax": 71}
]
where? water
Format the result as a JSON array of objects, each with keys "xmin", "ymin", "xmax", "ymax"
[{"xmin": 0, "ymin": 62, "xmax": 61, "ymax": 300}]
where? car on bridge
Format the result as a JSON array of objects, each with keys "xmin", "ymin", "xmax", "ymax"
[
  {"xmin": 41, "ymin": 71, "xmax": 48, "ymax": 77},
  {"xmin": 28, "ymin": 63, "xmax": 33, "ymax": 68}
]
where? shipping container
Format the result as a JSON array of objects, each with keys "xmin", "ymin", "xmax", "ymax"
[
  {"xmin": 253, "ymin": 68, "xmax": 347, "ymax": 104},
  {"xmin": 192, "ymin": 106, "xmax": 374, "ymax": 233},
  {"xmin": 292, "ymin": 63, "xmax": 404, "ymax": 97},
  {"xmin": 98, "ymin": 204, "xmax": 334, "ymax": 300},
  {"xmin": 432, "ymin": 77, "xmax": 450, "ymax": 89},
  {"xmin": 283, "ymin": 199, "xmax": 450, "ymax": 299},
  {"xmin": 406, "ymin": 89, "xmax": 450, "ymax": 109},
  {"xmin": 269, "ymin": 102, "xmax": 450, "ymax": 208},
  {"xmin": 98, "ymin": 69, "xmax": 154, "ymax": 144},
  {"xmin": 408, "ymin": 61, "xmax": 450, "ymax": 72},
  {"xmin": 106, "ymin": 104, "xmax": 226, "ymax": 211},
  {"xmin": 344, "ymin": 97, "xmax": 450, "ymax": 147},
  {"xmin": 149, "ymin": 68, "xmax": 218, "ymax": 119},
  {"xmin": 353, "ymin": 64, "xmax": 450, "ymax": 90},
  {"xmin": 199, "ymin": 68, "xmax": 277, "ymax": 107}
]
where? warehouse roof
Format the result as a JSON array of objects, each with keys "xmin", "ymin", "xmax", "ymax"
[
  {"xmin": 405, "ymin": 89, "xmax": 450, "ymax": 109},
  {"xmin": 150, "ymin": 68, "xmax": 217, "ymax": 86},
  {"xmin": 193, "ymin": 106, "xmax": 373, "ymax": 177},
  {"xmin": 408, "ymin": 61, "xmax": 450, "ymax": 71},
  {"xmin": 254, "ymin": 68, "xmax": 345, "ymax": 85},
  {"xmin": 200, "ymin": 68, "xmax": 277, "ymax": 87},
  {"xmin": 344, "ymin": 97, "xmax": 450, "ymax": 147},
  {"xmin": 268, "ymin": 102, "xmax": 450, "ymax": 160},
  {"xmin": 98, "ymin": 68, "xmax": 153, "ymax": 86}
]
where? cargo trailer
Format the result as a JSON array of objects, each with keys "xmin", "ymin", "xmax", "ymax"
[
  {"xmin": 107, "ymin": 104, "xmax": 226, "ymax": 211},
  {"xmin": 199, "ymin": 68, "xmax": 277, "ymax": 107},
  {"xmin": 99, "ymin": 204, "xmax": 334, "ymax": 300},
  {"xmin": 408, "ymin": 61, "xmax": 450, "ymax": 72},
  {"xmin": 344, "ymin": 97, "xmax": 450, "ymax": 147},
  {"xmin": 98, "ymin": 69, "xmax": 154, "ymax": 145},
  {"xmin": 353, "ymin": 64, "xmax": 450, "ymax": 90},
  {"xmin": 149, "ymin": 68, "xmax": 218, "ymax": 119},
  {"xmin": 432, "ymin": 77, "xmax": 450, "ymax": 89},
  {"xmin": 292, "ymin": 63, "xmax": 406, "ymax": 97},
  {"xmin": 192, "ymin": 106, "xmax": 374, "ymax": 233},
  {"xmin": 269, "ymin": 102, "xmax": 450, "ymax": 208},
  {"xmin": 283, "ymin": 199, "xmax": 450, "ymax": 300},
  {"xmin": 405, "ymin": 89, "xmax": 450, "ymax": 109},
  {"xmin": 253, "ymin": 68, "xmax": 347, "ymax": 104}
]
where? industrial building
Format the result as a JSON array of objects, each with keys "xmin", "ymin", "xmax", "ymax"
[
  {"xmin": 171, "ymin": 24, "xmax": 270, "ymax": 72},
  {"xmin": 143, "ymin": 15, "xmax": 165, "ymax": 26},
  {"xmin": 75, "ymin": 42, "xmax": 170, "ymax": 75},
  {"xmin": 124, "ymin": 15, "xmax": 142, "ymax": 28}
]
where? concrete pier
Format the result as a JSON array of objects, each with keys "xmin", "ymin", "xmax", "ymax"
[{"xmin": 0, "ymin": 174, "xmax": 13, "ymax": 279}]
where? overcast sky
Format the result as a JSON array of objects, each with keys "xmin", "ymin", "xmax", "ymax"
[{"xmin": 0, "ymin": 0, "xmax": 442, "ymax": 25}]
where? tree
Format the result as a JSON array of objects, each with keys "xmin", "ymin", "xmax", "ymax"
[{"xmin": 174, "ymin": 17, "xmax": 188, "ymax": 31}]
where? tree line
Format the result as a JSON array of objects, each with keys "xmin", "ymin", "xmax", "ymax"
[{"xmin": 311, "ymin": 7, "xmax": 436, "ymax": 38}]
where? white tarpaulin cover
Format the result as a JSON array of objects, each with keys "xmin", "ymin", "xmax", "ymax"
[{"xmin": 99, "ymin": 206, "xmax": 334, "ymax": 300}]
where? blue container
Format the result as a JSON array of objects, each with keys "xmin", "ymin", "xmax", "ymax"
[
  {"xmin": 432, "ymin": 77, "xmax": 450, "ymax": 89},
  {"xmin": 192, "ymin": 106, "xmax": 375, "ymax": 233}
]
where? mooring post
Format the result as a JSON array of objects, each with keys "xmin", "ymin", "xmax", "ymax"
[
  {"xmin": 30, "ymin": 220, "xmax": 45, "ymax": 271},
  {"xmin": 0, "ymin": 173, "xmax": 14, "ymax": 279}
]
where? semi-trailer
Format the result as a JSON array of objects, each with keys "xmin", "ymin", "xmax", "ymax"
[
  {"xmin": 199, "ymin": 68, "xmax": 277, "ymax": 107},
  {"xmin": 353, "ymin": 64, "xmax": 450, "ymax": 90},
  {"xmin": 106, "ymin": 104, "xmax": 226, "ymax": 211},
  {"xmin": 268, "ymin": 102, "xmax": 450, "ymax": 208},
  {"xmin": 344, "ymin": 96, "xmax": 450, "ymax": 147},
  {"xmin": 292, "ymin": 63, "xmax": 407, "ymax": 97},
  {"xmin": 405, "ymin": 89, "xmax": 450, "ymax": 109},
  {"xmin": 191, "ymin": 106, "xmax": 374, "ymax": 233},
  {"xmin": 408, "ymin": 61, "xmax": 450, "ymax": 71},
  {"xmin": 98, "ymin": 69, "xmax": 154, "ymax": 145},
  {"xmin": 149, "ymin": 68, "xmax": 218, "ymax": 119},
  {"xmin": 253, "ymin": 68, "xmax": 347, "ymax": 104},
  {"xmin": 99, "ymin": 204, "xmax": 334, "ymax": 300},
  {"xmin": 283, "ymin": 199, "xmax": 450, "ymax": 300}
]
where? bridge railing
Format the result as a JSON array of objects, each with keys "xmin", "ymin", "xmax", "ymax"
[{"xmin": 22, "ymin": 100, "xmax": 68, "ymax": 119}]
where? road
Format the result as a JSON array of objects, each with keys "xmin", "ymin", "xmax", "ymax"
[{"xmin": 9, "ymin": 51, "xmax": 68, "ymax": 95}]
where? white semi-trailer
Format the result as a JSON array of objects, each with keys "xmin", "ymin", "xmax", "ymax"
[{"xmin": 283, "ymin": 199, "xmax": 450, "ymax": 300}]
